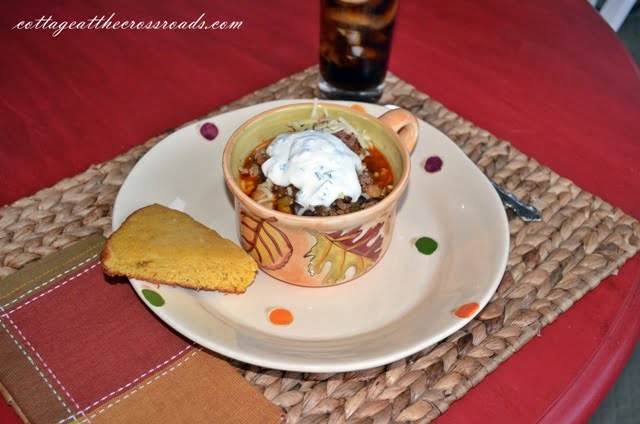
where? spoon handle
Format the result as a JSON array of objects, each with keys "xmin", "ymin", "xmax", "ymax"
[{"xmin": 491, "ymin": 181, "xmax": 542, "ymax": 222}]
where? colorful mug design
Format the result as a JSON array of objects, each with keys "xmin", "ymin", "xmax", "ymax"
[{"xmin": 222, "ymin": 102, "xmax": 418, "ymax": 287}]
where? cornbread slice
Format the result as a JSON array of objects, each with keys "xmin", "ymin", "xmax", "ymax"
[{"xmin": 101, "ymin": 204, "xmax": 258, "ymax": 293}]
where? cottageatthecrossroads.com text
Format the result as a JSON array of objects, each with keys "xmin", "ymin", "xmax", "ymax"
[{"xmin": 12, "ymin": 13, "xmax": 243, "ymax": 37}]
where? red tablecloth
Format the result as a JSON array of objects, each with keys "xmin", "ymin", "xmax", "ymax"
[{"xmin": 2, "ymin": 0, "xmax": 639, "ymax": 423}]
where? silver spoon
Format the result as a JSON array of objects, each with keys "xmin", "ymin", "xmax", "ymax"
[{"xmin": 491, "ymin": 181, "xmax": 541, "ymax": 221}]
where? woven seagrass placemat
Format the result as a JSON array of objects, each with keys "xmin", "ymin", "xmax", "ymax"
[{"xmin": 1, "ymin": 66, "xmax": 639, "ymax": 423}]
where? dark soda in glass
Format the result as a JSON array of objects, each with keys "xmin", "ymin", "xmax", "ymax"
[{"xmin": 319, "ymin": 0, "xmax": 398, "ymax": 102}]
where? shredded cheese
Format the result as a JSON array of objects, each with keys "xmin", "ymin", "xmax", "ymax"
[{"xmin": 287, "ymin": 104, "xmax": 373, "ymax": 150}]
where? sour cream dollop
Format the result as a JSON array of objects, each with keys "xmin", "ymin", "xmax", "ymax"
[{"xmin": 261, "ymin": 130, "xmax": 362, "ymax": 209}]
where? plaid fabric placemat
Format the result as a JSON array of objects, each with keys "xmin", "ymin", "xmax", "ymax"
[
  {"xmin": 0, "ymin": 235, "xmax": 282, "ymax": 424},
  {"xmin": 1, "ymin": 66, "xmax": 639, "ymax": 423}
]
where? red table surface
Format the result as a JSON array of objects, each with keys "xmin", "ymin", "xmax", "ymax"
[{"xmin": 1, "ymin": 1, "xmax": 639, "ymax": 423}]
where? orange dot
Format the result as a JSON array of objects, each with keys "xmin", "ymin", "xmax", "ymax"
[
  {"xmin": 454, "ymin": 302, "xmax": 480, "ymax": 318},
  {"xmin": 269, "ymin": 308, "xmax": 294, "ymax": 325},
  {"xmin": 350, "ymin": 104, "xmax": 366, "ymax": 113}
]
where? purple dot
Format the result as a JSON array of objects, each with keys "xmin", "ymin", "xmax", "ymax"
[
  {"xmin": 424, "ymin": 156, "xmax": 443, "ymax": 173},
  {"xmin": 200, "ymin": 122, "xmax": 219, "ymax": 141}
]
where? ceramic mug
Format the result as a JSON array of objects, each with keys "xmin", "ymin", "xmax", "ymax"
[{"xmin": 222, "ymin": 103, "xmax": 418, "ymax": 287}]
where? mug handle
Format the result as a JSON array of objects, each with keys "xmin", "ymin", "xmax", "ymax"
[{"xmin": 378, "ymin": 108, "xmax": 419, "ymax": 153}]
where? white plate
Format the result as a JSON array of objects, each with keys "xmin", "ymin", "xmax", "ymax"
[{"xmin": 112, "ymin": 100, "xmax": 509, "ymax": 372}]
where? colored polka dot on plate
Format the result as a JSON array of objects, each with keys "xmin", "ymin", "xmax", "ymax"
[
  {"xmin": 454, "ymin": 302, "xmax": 480, "ymax": 318},
  {"xmin": 415, "ymin": 237, "xmax": 438, "ymax": 255},
  {"xmin": 199, "ymin": 122, "xmax": 219, "ymax": 140},
  {"xmin": 424, "ymin": 156, "xmax": 443, "ymax": 173},
  {"xmin": 268, "ymin": 308, "xmax": 294, "ymax": 326},
  {"xmin": 142, "ymin": 289, "xmax": 165, "ymax": 307}
]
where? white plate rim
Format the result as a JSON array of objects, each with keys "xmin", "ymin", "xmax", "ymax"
[{"xmin": 112, "ymin": 99, "xmax": 509, "ymax": 372}]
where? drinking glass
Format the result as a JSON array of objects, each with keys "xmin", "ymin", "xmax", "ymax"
[{"xmin": 319, "ymin": 0, "xmax": 398, "ymax": 102}]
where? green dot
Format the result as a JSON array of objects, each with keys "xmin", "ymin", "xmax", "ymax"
[
  {"xmin": 415, "ymin": 237, "xmax": 438, "ymax": 255},
  {"xmin": 142, "ymin": 289, "xmax": 165, "ymax": 307}
]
